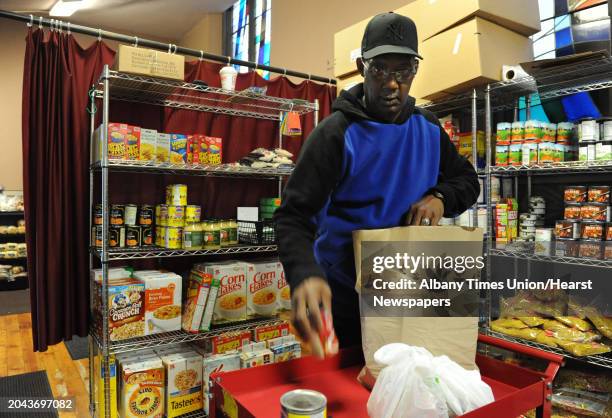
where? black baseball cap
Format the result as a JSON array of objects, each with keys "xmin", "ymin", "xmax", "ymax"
[{"xmin": 361, "ymin": 12, "xmax": 422, "ymax": 60}]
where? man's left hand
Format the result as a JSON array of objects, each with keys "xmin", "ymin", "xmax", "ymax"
[{"xmin": 405, "ymin": 194, "xmax": 444, "ymax": 226}]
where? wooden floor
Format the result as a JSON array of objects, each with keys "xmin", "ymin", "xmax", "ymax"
[{"xmin": 0, "ymin": 313, "xmax": 90, "ymax": 418}]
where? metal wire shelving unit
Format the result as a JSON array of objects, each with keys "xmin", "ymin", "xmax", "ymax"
[
  {"xmin": 89, "ymin": 64, "xmax": 319, "ymax": 418},
  {"xmin": 483, "ymin": 55, "xmax": 612, "ymax": 371}
]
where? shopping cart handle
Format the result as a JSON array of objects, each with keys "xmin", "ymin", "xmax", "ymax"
[{"xmin": 478, "ymin": 333, "xmax": 564, "ymax": 365}]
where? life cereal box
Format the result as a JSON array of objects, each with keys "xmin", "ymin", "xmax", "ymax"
[
  {"xmin": 156, "ymin": 133, "xmax": 171, "ymax": 163},
  {"xmin": 246, "ymin": 261, "xmax": 279, "ymax": 318},
  {"xmin": 170, "ymin": 134, "xmax": 188, "ymax": 164},
  {"xmin": 139, "ymin": 128, "xmax": 157, "ymax": 161}
]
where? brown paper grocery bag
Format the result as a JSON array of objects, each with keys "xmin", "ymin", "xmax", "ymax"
[{"xmin": 353, "ymin": 226, "xmax": 483, "ymax": 388}]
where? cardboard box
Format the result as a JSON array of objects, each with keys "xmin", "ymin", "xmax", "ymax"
[
  {"xmin": 182, "ymin": 270, "xmax": 212, "ymax": 333},
  {"xmin": 161, "ymin": 351, "xmax": 203, "ymax": 417},
  {"xmin": 205, "ymin": 137, "xmax": 223, "ymax": 165},
  {"xmin": 276, "ymin": 263, "xmax": 291, "ymax": 311},
  {"xmin": 94, "ymin": 123, "xmax": 129, "ymax": 162},
  {"xmin": 93, "ymin": 354, "xmax": 117, "ymax": 418},
  {"xmin": 93, "ymin": 278, "xmax": 145, "ymax": 342},
  {"xmin": 414, "ymin": 0, "xmax": 540, "ymax": 41},
  {"xmin": 209, "ymin": 331, "xmax": 251, "ymax": 354},
  {"xmin": 239, "ymin": 342, "xmax": 274, "ymax": 369},
  {"xmin": 246, "ymin": 261, "xmax": 279, "ymax": 319},
  {"xmin": 170, "ymin": 134, "xmax": 188, "ymax": 164},
  {"xmin": 125, "ymin": 125, "xmax": 141, "ymax": 161},
  {"xmin": 208, "ymin": 262, "xmax": 247, "ymax": 324},
  {"xmin": 199, "ymin": 277, "xmax": 220, "ymax": 332},
  {"xmin": 134, "ymin": 271, "xmax": 182, "ymax": 335},
  {"xmin": 202, "ymin": 352, "xmax": 240, "ymax": 415},
  {"xmin": 120, "ymin": 356, "xmax": 165, "ymax": 418},
  {"xmin": 268, "ymin": 335, "xmax": 301, "ymax": 363},
  {"xmin": 253, "ymin": 322, "xmax": 290, "ymax": 342},
  {"xmin": 114, "ymin": 44, "xmax": 184, "ymax": 81},
  {"xmin": 156, "ymin": 133, "xmax": 171, "ymax": 163},
  {"xmin": 411, "ymin": 18, "xmax": 533, "ymax": 101},
  {"xmin": 140, "ymin": 128, "xmax": 157, "ymax": 161}
]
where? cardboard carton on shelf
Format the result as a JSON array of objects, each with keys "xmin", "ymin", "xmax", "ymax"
[
  {"xmin": 410, "ymin": 17, "xmax": 533, "ymax": 101},
  {"xmin": 113, "ymin": 44, "xmax": 185, "ymax": 81}
]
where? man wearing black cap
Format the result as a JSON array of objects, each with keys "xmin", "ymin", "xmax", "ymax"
[{"xmin": 274, "ymin": 12, "xmax": 479, "ymax": 354}]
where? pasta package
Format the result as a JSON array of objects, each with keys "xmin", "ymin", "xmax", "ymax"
[
  {"xmin": 518, "ymin": 317, "xmax": 546, "ymax": 327},
  {"xmin": 134, "ymin": 271, "xmax": 182, "ymax": 336},
  {"xmin": 162, "ymin": 351, "xmax": 203, "ymax": 418},
  {"xmin": 246, "ymin": 261, "xmax": 279, "ymax": 318},
  {"xmin": 535, "ymin": 330, "xmax": 559, "ymax": 348},
  {"xmin": 491, "ymin": 318, "xmax": 529, "ymax": 329},
  {"xmin": 491, "ymin": 323, "xmax": 540, "ymax": 341},
  {"xmin": 554, "ymin": 316, "xmax": 593, "ymax": 332},
  {"xmin": 556, "ymin": 340, "xmax": 611, "ymax": 357},
  {"xmin": 585, "ymin": 310, "xmax": 612, "ymax": 339}
]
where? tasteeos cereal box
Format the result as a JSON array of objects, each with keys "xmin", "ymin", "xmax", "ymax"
[
  {"xmin": 140, "ymin": 128, "xmax": 157, "ymax": 161},
  {"xmin": 187, "ymin": 135, "xmax": 200, "ymax": 165},
  {"xmin": 126, "ymin": 125, "xmax": 141, "ymax": 160},
  {"xmin": 120, "ymin": 357, "xmax": 165, "ymax": 418},
  {"xmin": 182, "ymin": 270, "xmax": 212, "ymax": 333},
  {"xmin": 202, "ymin": 352, "xmax": 240, "ymax": 415},
  {"xmin": 246, "ymin": 261, "xmax": 279, "ymax": 318},
  {"xmin": 162, "ymin": 351, "xmax": 203, "ymax": 417},
  {"xmin": 277, "ymin": 263, "xmax": 291, "ymax": 311},
  {"xmin": 208, "ymin": 262, "xmax": 247, "ymax": 324},
  {"xmin": 134, "ymin": 271, "xmax": 182, "ymax": 335},
  {"xmin": 205, "ymin": 136, "xmax": 223, "ymax": 165},
  {"xmin": 170, "ymin": 134, "xmax": 188, "ymax": 164},
  {"xmin": 198, "ymin": 135, "xmax": 209, "ymax": 165},
  {"xmin": 94, "ymin": 278, "xmax": 145, "ymax": 342},
  {"xmin": 156, "ymin": 133, "xmax": 171, "ymax": 163}
]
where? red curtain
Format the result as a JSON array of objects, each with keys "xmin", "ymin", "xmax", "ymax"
[{"xmin": 22, "ymin": 28, "xmax": 335, "ymax": 351}]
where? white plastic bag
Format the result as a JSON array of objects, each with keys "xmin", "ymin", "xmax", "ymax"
[{"xmin": 367, "ymin": 344, "xmax": 494, "ymax": 418}]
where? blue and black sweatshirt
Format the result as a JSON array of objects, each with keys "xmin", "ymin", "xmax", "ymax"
[{"xmin": 275, "ymin": 84, "xmax": 479, "ymax": 295}]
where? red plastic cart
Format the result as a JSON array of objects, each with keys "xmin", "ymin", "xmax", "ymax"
[{"xmin": 210, "ymin": 334, "xmax": 563, "ymax": 418}]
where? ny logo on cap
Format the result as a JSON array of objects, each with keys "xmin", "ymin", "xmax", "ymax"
[{"xmin": 386, "ymin": 23, "xmax": 405, "ymax": 41}]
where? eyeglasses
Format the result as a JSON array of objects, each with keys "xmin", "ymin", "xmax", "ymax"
[{"xmin": 363, "ymin": 59, "xmax": 419, "ymax": 83}]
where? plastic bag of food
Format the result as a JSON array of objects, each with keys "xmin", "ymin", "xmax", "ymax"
[
  {"xmin": 548, "ymin": 328, "xmax": 600, "ymax": 343},
  {"xmin": 555, "ymin": 369, "xmax": 612, "ymax": 394},
  {"xmin": 555, "ymin": 316, "xmax": 593, "ymax": 332},
  {"xmin": 518, "ymin": 316, "xmax": 546, "ymax": 327},
  {"xmin": 491, "ymin": 324, "xmax": 540, "ymax": 341},
  {"xmin": 586, "ymin": 311, "xmax": 612, "ymax": 340},
  {"xmin": 491, "ymin": 318, "xmax": 528, "ymax": 329},
  {"xmin": 368, "ymin": 343, "xmax": 494, "ymax": 418},
  {"xmin": 552, "ymin": 387, "xmax": 609, "ymax": 417},
  {"xmin": 542, "ymin": 319, "xmax": 571, "ymax": 332},
  {"xmin": 557, "ymin": 340, "xmax": 611, "ymax": 357},
  {"xmin": 535, "ymin": 330, "xmax": 559, "ymax": 348},
  {"xmin": 530, "ymin": 289, "xmax": 568, "ymax": 303}
]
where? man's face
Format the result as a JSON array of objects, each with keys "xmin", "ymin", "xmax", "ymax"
[{"xmin": 357, "ymin": 53, "xmax": 418, "ymax": 123}]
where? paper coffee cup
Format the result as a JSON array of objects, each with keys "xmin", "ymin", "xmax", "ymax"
[{"xmin": 219, "ymin": 65, "xmax": 237, "ymax": 91}]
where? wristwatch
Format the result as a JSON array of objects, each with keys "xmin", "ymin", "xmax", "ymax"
[{"xmin": 431, "ymin": 190, "xmax": 445, "ymax": 203}]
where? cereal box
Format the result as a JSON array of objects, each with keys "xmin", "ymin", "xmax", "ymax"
[
  {"xmin": 186, "ymin": 135, "xmax": 200, "ymax": 165},
  {"xmin": 126, "ymin": 125, "xmax": 141, "ymax": 160},
  {"xmin": 202, "ymin": 352, "xmax": 240, "ymax": 415},
  {"xmin": 205, "ymin": 136, "xmax": 223, "ymax": 165},
  {"xmin": 156, "ymin": 133, "xmax": 171, "ymax": 163},
  {"xmin": 207, "ymin": 262, "xmax": 247, "ymax": 324},
  {"xmin": 199, "ymin": 276, "xmax": 220, "ymax": 332},
  {"xmin": 208, "ymin": 331, "xmax": 251, "ymax": 354},
  {"xmin": 134, "ymin": 271, "xmax": 182, "ymax": 335},
  {"xmin": 268, "ymin": 335, "xmax": 301, "ymax": 363},
  {"xmin": 198, "ymin": 134, "xmax": 209, "ymax": 165},
  {"xmin": 140, "ymin": 128, "xmax": 157, "ymax": 161},
  {"xmin": 120, "ymin": 357, "xmax": 165, "ymax": 418},
  {"xmin": 170, "ymin": 134, "xmax": 188, "ymax": 164},
  {"xmin": 253, "ymin": 322, "xmax": 290, "ymax": 343},
  {"xmin": 182, "ymin": 270, "xmax": 211, "ymax": 333},
  {"xmin": 162, "ymin": 351, "xmax": 203, "ymax": 417},
  {"xmin": 94, "ymin": 278, "xmax": 145, "ymax": 342},
  {"xmin": 277, "ymin": 263, "xmax": 291, "ymax": 311},
  {"xmin": 93, "ymin": 354, "xmax": 117, "ymax": 418},
  {"xmin": 95, "ymin": 123, "xmax": 128, "ymax": 161},
  {"xmin": 240, "ymin": 342, "xmax": 274, "ymax": 368},
  {"xmin": 246, "ymin": 261, "xmax": 279, "ymax": 318}
]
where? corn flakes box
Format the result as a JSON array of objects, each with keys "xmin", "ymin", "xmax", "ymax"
[
  {"xmin": 162, "ymin": 351, "xmax": 203, "ymax": 417},
  {"xmin": 198, "ymin": 135, "xmax": 209, "ymax": 165},
  {"xmin": 205, "ymin": 136, "xmax": 223, "ymax": 165},
  {"xmin": 120, "ymin": 357, "xmax": 165, "ymax": 418},
  {"xmin": 202, "ymin": 351, "xmax": 240, "ymax": 415},
  {"xmin": 170, "ymin": 134, "xmax": 188, "ymax": 164},
  {"xmin": 140, "ymin": 128, "xmax": 157, "ymax": 161},
  {"xmin": 277, "ymin": 263, "xmax": 291, "ymax": 311},
  {"xmin": 156, "ymin": 133, "xmax": 171, "ymax": 163},
  {"xmin": 125, "ymin": 125, "xmax": 141, "ymax": 160},
  {"xmin": 187, "ymin": 135, "xmax": 200, "ymax": 165},
  {"xmin": 246, "ymin": 261, "xmax": 279, "ymax": 318},
  {"xmin": 207, "ymin": 262, "xmax": 247, "ymax": 324}
]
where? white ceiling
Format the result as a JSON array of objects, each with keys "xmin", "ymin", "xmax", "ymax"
[{"xmin": 0, "ymin": 0, "xmax": 236, "ymax": 41}]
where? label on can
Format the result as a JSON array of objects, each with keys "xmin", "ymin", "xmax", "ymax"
[
  {"xmin": 185, "ymin": 205, "xmax": 201, "ymax": 223},
  {"xmin": 142, "ymin": 226, "xmax": 154, "ymax": 246},
  {"xmin": 204, "ymin": 229, "xmax": 220, "ymax": 248},
  {"xmin": 111, "ymin": 205, "xmax": 125, "ymax": 226},
  {"xmin": 109, "ymin": 226, "xmax": 125, "ymax": 248},
  {"xmin": 94, "ymin": 205, "xmax": 103, "ymax": 225},
  {"xmin": 165, "ymin": 227, "xmax": 182, "ymax": 249},
  {"xmin": 183, "ymin": 229, "xmax": 203, "ymax": 249},
  {"xmin": 92, "ymin": 226, "xmax": 102, "ymax": 248},
  {"xmin": 139, "ymin": 205, "xmax": 154, "ymax": 226},
  {"xmin": 229, "ymin": 226, "xmax": 238, "ymax": 244},
  {"xmin": 220, "ymin": 225, "xmax": 229, "ymax": 246},
  {"xmin": 280, "ymin": 390, "xmax": 327, "ymax": 418},
  {"xmin": 125, "ymin": 204, "xmax": 138, "ymax": 226},
  {"xmin": 126, "ymin": 225, "xmax": 141, "ymax": 247},
  {"xmin": 166, "ymin": 184, "xmax": 188, "ymax": 206},
  {"xmin": 167, "ymin": 205, "xmax": 185, "ymax": 227}
]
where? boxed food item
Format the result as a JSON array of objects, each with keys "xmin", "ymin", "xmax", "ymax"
[
  {"xmin": 246, "ymin": 261, "xmax": 279, "ymax": 318},
  {"xmin": 134, "ymin": 271, "xmax": 182, "ymax": 335},
  {"xmin": 208, "ymin": 331, "xmax": 251, "ymax": 354},
  {"xmin": 253, "ymin": 322, "xmax": 290, "ymax": 342},
  {"xmin": 91, "ymin": 267, "xmax": 132, "ymax": 282},
  {"xmin": 206, "ymin": 136, "xmax": 223, "ymax": 165},
  {"xmin": 125, "ymin": 125, "xmax": 141, "ymax": 160},
  {"xmin": 93, "ymin": 354, "xmax": 117, "ymax": 418},
  {"xmin": 202, "ymin": 351, "xmax": 241, "ymax": 415},
  {"xmin": 114, "ymin": 44, "xmax": 184, "ymax": 81},
  {"xmin": 139, "ymin": 128, "xmax": 157, "ymax": 161},
  {"xmin": 206, "ymin": 262, "xmax": 247, "ymax": 324},
  {"xmin": 199, "ymin": 276, "xmax": 220, "ymax": 332},
  {"xmin": 161, "ymin": 351, "xmax": 203, "ymax": 417},
  {"xmin": 457, "ymin": 131, "xmax": 485, "ymax": 169},
  {"xmin": 94, "ymin": 278, "xmax": 145, "ymax": 342},
  {"xmin": 182, "ymin": 270, "xmax": 212, "ymax": 333},
  {"xmin": 94, "ymin": 123, "xmax": 129, "ymax": 161},
  {"xmin": 186, "ymin": 135, "xmax": 199, "ymax": 164},
  {"xmin": 120, "ymin": 356, "xmax": 165, "ymax": 418},
  {"xmin": 277, "ymin": 263, "xmax": 291, "ymax": 311},
  {"xmin": 198, "ymin": 135, "xmax": 209, "ymax": 165},
  {"xmin": 170, "ymin": 134, "xmax": 188, "ymax": 164},
  {"xmin": 156, "ymin": 133, "xmax": 171, "ymax": 163},
  {"xmin": 267, "ymin": 335, "xmax": 301, "ymax": 363},
  {"xmin": 240, "ymin": 341, "xmax": 274, "ymax": 368}
]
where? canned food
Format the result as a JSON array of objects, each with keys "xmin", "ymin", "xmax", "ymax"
[
  {"xmin": 495, "ymin": 145, "xmax": 509, "ymax": 166},
  {"xmin": 538, "ymin": 142, "xmax": 555, "ymax": 163},
  {"xmin": 605, "ymin": 242, "xmax": 612, "ymax": 259},
  {"xmin": 557, "ymin": 122, "xmax": 574, "ymax": 142},
  {"xmin": 185, "ymin": 205, "xmax": 201, "ymax": 223},
  {"xmin": 159, "ymin": 204, "xmax": 169, "ymax": 226},
  {"xmin": 109, "ymin": 226, "xmax": 125, "ymax": 248},
  {"xmin": 110, "ymin": 204, "xmax": 125, "ymax": 225},
  {"xmin": 94, "ymin": 204, "xmax": 103, "ymax": 225},
  {"xmin": 555, "ymin": 220, "xmax": 580, "ymax": 240},
  {"xmin": 580, "ymin": 144, "xmax": 596, "ymax": 161},
  {"xmin": 522, "ymin": 141, "xmax": 538, "ymax": 165},
  {"xmin": 280, "ymin": 390, "xmax": 327, "ymax": 418},
  {"xmin": 511, "ymin": 121, "xmax": 525, "ymax": 142},
  {"xmin": 564, "ymin": 204, "xmax": 582, "ymax": 220},
  {"xmin": 167, "ymin": 205, "xmax": 185, "ymax": 227},
  {"xmin": 155, "ymin": 205, "xmax": 161, "ymax": 225},
  {"xmin": 521, "ymin": 219, "xmax": 536, "ymax": 227},
  {"xmin": 142, "ymin": 226, "xmax": 154, "ymax": 246},
  {"xmin": 588, "ymin": 186, "xmax": 610, "ymax": 204},
  {"xmin": 535, "ymin": 228, "xmax": 553, "ymax": 242},
  {"xmin": 564, "ymin": 186, "xmax": 588, "ymax": 203},
  {"xmin": 156, "ymin": 226, "xmax": 166, "ymax": 247},
  {"xmin": 579, "ymin": 118, "xmax": 599, "ymax": 142},
  {"xmin": 165, "ymin": 227, "xmax": 182, "ymax": 249},
  {"xmin": 124, "ymin": 204, "xmax": 138, "ymax": 226},
  {"xmin": 91, "ymin": 226, "xmax": 102, "ymax": 248},
  {"xmin": 508, "ymin": 143, "xmax": 522, "ymax": 166},
  {"xmin": 126, "ymin": 225, "xmax": 141, "ymax": 247},
  {"xmin": 580, "ymin": 203, "xmax": 611, "ymax": 222},
  {"xmin": 581, "ymin": 222, "xmax": 605, "ymax": 241},
  {"xmin": 139, "ymin": 205, "xmax": 154, "ymax": 226},
  {"xmin": 579, "ymin": 241, "xmax": 603, "ymax": 259},
  {"xmin": 166, "ymin": 184, "xmax": 188, "ymax": 206}
]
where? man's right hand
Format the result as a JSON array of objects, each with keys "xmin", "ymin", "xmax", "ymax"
[{"xmin": 291, "ymin": 276, "xmax": 332, "ymax": 358}]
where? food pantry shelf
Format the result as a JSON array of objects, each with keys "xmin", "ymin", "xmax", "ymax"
[
  {"xmin": 91, "ymin": 160, "xmax": 293, "ymax": 179},
  {"xmin": 93, "ymin": 318, "xmax": 286, "ymax": 354},
  {"xmin": 490, "ymin": 160, "xmax": 612, "ymax": 176},
  {"xmin": 91, "ymin": 244, "xmax": 278, "ymax": 260},
  {"xmin": 94, "ymin": 71, "xmax": 317, "ymax": 121},
  {"xmin": 487, "ymin": 330, "xmax": 612, "ymax": 369},
  {"xmin": 489, "ymin": 248, "xmax": 612, "ymax": 268},
  {"xmin": 420, "ymin": 91, "xmax": 483, "ymax": 115}
]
